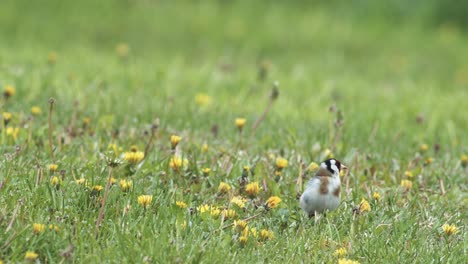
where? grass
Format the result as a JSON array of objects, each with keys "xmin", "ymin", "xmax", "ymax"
[{"xmin": 0, "ymin": 1, "xmax": 467, "ymax": 263}]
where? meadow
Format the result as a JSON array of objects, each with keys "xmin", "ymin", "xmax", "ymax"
[{"xmin": 0, "ymin": 1, "xmax": 467, "ymax": 263}]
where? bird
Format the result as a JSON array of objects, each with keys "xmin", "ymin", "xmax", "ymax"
[{"xmin": 300, "ymin": 158, "xmax": 347, "ymax": 217}]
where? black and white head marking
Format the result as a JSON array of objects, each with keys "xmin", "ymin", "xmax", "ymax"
[{"xmin": 321, "ymin": 158, "xmax": 342, "ymax": 176}]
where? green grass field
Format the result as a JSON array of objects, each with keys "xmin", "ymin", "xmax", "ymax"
[{"xmin": 0, "ymin": 1, "xmax": 467, "ymax": 263}]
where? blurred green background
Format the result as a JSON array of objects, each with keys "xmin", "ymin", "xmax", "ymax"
[{"xmin": 0, "ymin": 0, "xmax": 467, "ymax": 150}]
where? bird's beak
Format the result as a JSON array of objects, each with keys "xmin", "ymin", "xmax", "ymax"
[{"xmin": 342, "ymin": 165, "xmax": 348, "ymax": 170}]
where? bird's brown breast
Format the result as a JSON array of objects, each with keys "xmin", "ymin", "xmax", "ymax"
[
  {"xmin": 333, "ymin": 186, "xmax": 340, "ymax": 197},
  {"xmin": 319, "ymin": 176, "xmax": 329, "ymax": 194}
]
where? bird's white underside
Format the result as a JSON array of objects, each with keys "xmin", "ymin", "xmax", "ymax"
[{"xmin": 300, "ymin": 175, "xmax": 341, "ymax": 214}]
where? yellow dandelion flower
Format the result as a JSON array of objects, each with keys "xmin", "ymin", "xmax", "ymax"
[
  {"xmin": 197, "ymin": 204, "xmax": 210, "ymax": 214},
  {"xmin": 420, "ymin": 143, "xmax": 428, "ymax": 152},
  {"xmin": 24, "ymin": 251, "xmax": 39, "ymax": 261},
  {"xmin": 176, "ymin": 201, "xmax": 187, "ymax": 209},
  {"xmin": 31, "ymin": 106, "xmax": 42, "ymax": 115},
  {"xmin": 333, "ymin": 247, "xmax": 348, "ymax": 258},
  {"xmin": 265, "ymin": 196, "xmax": 281, "ymax": 209},
  {"xmin": 119, "ymin": 179, "xmax": 133, "ymax": 192},
  {"xmin": 49, "ymin": 224, "xmax": 60, "ymax": 232},
  {"xmin": 404, "ymin": 171, "xmax": 413, "ymax": 178},
  {"xmin": 201, "ymin": 143, "xmax": 209, "ymax": 153},
  {"xmin": 340, "ymin": 169, "xmax": 346, "ymax": 177},
  {"xmin": 75, "ymin": 178, "xmax": 87, "ymax": 185},
  {"xmin": 195, "ymin": 93, "xmax": 212, "ymax": 106},
  {"xmin": 109, "ymin": 177, "xmax": 116, "ymax": 185},
  {"xmin": 92, "ymin": 185, "xmax": 104, "ymax": 192},
  {"xmin": 223, "ymin": 209, "xmax": 237, "ymax": 219},
  {"xmin": 324, "ymin": 149, "xmax": 334, "ymax": 158},
  {"xmin": 231, "ymin": 196, "xmax": 246, "ymax": 209},
  {"xmin": 137, "ymin": 195, "xmax": 153, "ymax": 209},
  {"xmin": 442, "ymin": 224, "xmax": 459, "ymax": 236},
  {"xmin": 275, "ymin": 158, "xmax": 288, "ymax": 169},
  {"xmin": 461, "ymin": 154, "xmax": 468, "ymax": 167},
  {"xmin": 33, "ymin": 223, "xmax": 45, "ymax": 234},
  {"xmin": 372, "ymin": 192, "xmax": 381, "ymax": 201},
  {"xmin": 239, "ymin": 235, "xmax": 248, "ymax": 245},
  {"xmin": 170, "ymin": 135, "xmax": 182, "ymax": 149},
  {"xmin": 48, "ymin": 164, "xmax": 58, "ymax": 172},
  {"xmin": 425, "ymin": 157, "xmax": 434, "ymax": 165},
  {"xmin": 359, "ymin": 199, "xmax": 371, "ymax": 213},
  {"xmin": 400, "ymin": 179, "xmax": 413, "ymax": 190},
  {"xmin": 201, "ymin": 167, "xmax": 211, "ymax": 175},
  {"xmin": 124, "ymin": 151, "xmax": 144, "ymax": 164},
  {"xmin": 6, "ymin": 127, "xmax": 20, "ymax": 140},
  {"xmin": 4, "ymin": 85, "xmax": 15, "ymax": 98},
  {"xmin": 242, "ymin": 226, "xmax": 258, "ymax": 238},
  {"xmin": 169, "ymin": 156, "xmax": 188, "ymax": 171},
  {"xmin": 116, "ymin": 43, "xmax": 130, "ymax": 57},
  {"xmin": 259, "ymin": 229, "xmax": 274, "ymax": 240},
  {"xmin": 2, "ymin": 112, "xmax": 12, "ymax": 123},
  {"xmin": 50, "ymin": 176, "xmax": 60, "ymax": 187},
  {"xmin": 210, "ymin": 206, "xmax": 221, "ymax": 217},
  {"xmin": 245, "ymin": 182, "xmax": 261, "ymax": 197},
  {"xmin": 308, "ymin": 162, "xmax": 319, "ymax": 171},
  {"xmin": 233, "ymin": 220, "xmax": 248, "ymax": 232},
  {"xmin": 235, "ymin": 118, "xmax": 246, "ymax": 131},
  {"xmin": 83, "ymin": 117, "xmax": 91, "ymax": 126},
  {"xmin": 338, "ymin": 259, "xmax": 360, "ymax": 264},
  {"xmin": 218, "ymin": 182, "xmax": 231, "ymax": 194}
]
